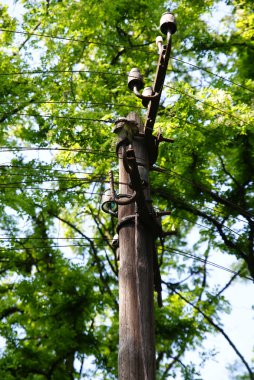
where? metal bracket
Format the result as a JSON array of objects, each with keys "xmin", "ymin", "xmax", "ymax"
[
  {"xmin": 117, "ymin": 214, "xmax": 136, "ymax": 233},
  {"xmin": 157, "ymin": 129, "xmax": 174, "ymax": 145},
  {"xmin": 109, "ymin": 170, "xmax": 138, "ymax": 206}
]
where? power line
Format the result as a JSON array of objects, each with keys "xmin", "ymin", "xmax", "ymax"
[
  {"xmin": 0, "ymin": 28, "xmax": 154, "ymax": 50},
  {"xmin": 0, "ymin": 238, "xmax": 251, "ymax": 281},
  {"xmin": 0, "ymin": 164, "xmax": 92, "ymax": 173},
  {"xmin": 0, "ymin": 146, "xmax": 115, "ymax": 156},
  {"xmin": 164, "ymin": 84, "xmax": 252, "ymax": 127},
  {"xmin": 0, "ymin": 179, "xmax": 109, "ymax": 187},
  {"xmin": 0, "ymin": 167, "xmax": 99, "ymax": 175},
  {"xmin": 0, "ymin": 100, "xmax": 142, "ymax": 109},
  {"xmin": 0, "ymin": 112, "xmax": 115, "ymax": 123},
  {"xmin": 0, "ymin": 28, "xmax": 121, "ymax": 47},
  {"xmin": 173, "ymin": 212, "xmax": 245, "ymax": 240},
  {"xmin": 171, "ymin": 56, "xmax": 254, "ymax": 95},
  {"xmin": 0, "ymin": 165, "xmax": 121, "ymax": 181},
  {"xmin": 165, "ymin": 247, "xmax": 253, "ymax": 282},
  {"xmin": 154, "ymin": 165, "xmax": 254, "ymax": 220},
  {"xmin": 0, "ymin": 241, "xmax": 251, "ymax": 282},
  {"xmin": 0, "ymin": 69, "xmax": 127, "ymax": 77},
  {"xmin": 0, "ymin": 236, "xmax": 114, "ymax": 241},
  {"xmin": 0, "ymin": 171, "xmax": 248, "ymax": 238},
  {"xmin": 2, "ymin": 27, "xmax": 253, "ymax": 96},
  {"xmin": 0, "ymin": 243, "xmax": 104, "ymax": 252},
  {"xmin": 0, "ymin": 57, "xmax": 251, "ymax": 99},
  {"xmin": 154, "ymin": 170, "xmax": 249, "ymax": 226},
  {"xmin": 0, "ymin": 186, "xmax": 103, "ymax": 194},
  {"xmin": 0, "ymin": 171, "xmax": 107, "ymax": 180},
  {"xmin": 0, "ymin": 146, "xmax": 137, "ymax": 161}
]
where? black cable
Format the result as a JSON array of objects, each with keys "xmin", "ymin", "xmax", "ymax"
[
  {"xmin": 0, "ymin": 146, "xmax": 140, "ymax": 161},
  {"xmin": 155, "ymin": 164, "xmax": 254, "ymax": 219},
  {"xmin": 0, "ymin": 28, "xmax": 154, "ymax": 50},
  {"xmin": 154, "ymin": 170, "xmax": 249, "ymax": 226},
  {"xmin": 0, "ymin": 100, "xmax": 142, "ymax": 109},
  {"xmin": 0, "ymin": 169, "xmax": 102, "ymax": 176},
  {"xmin": 0, "ymin": 165, "xmax": 96, "ymax": 174},
  {"xmin": 2, "ymin": 27, "xmax": 253, "ymax": 95},
  {"xmin": 0, "ymin": 179, "xmax": 109, "ymax": 187},
  {"xmin": 164, "ymin": 84, "xmax": 252, "ymax": 127},
  {"xmin": 0, "ymin": 243, "xmax": 101, "ymax": 251},
  {"xmin": 173, "ymin": 213, "xmax": 244, "ymax": 240},
  {"xmin": 0, "ymin": 69, "xmax": 127, "ymax": 77},
  {"xmin": 0, "ymin": 241, "xmax": 252, "ymax": 282},
  {"xmin": 171, "ymin": 56, "xmax": 254, "ymax": 94},
  {"xmin": 0, "ymin": 187, "xmax": 103, "ymax": 194},
  {"xmin": 165, "ymin": 247, "xmax": 253, "ymax": 282},
  {"xmin": 0, "ymin": 112, "xmax": 115, "ymax": 123},
  {"xmin": 0, "ymin": 146, "xmax": 115, "ymax": 156},
  {"xmin": 0, "ymin": 236, "xmax": 114, "ymax": 241}
]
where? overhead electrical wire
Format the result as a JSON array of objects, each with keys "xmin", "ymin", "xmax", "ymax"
[
  {"xmin": 164, "ymin": 84, "xmax": 252, "ymax": 127},
  {"xmin": 173, "ymin": 213, "xmax": 245, "ymax": 240},
  {"xmin": 0, "ymin": 187, "xmax": 103, "ymax": 195},
  {"xmin": 153, "ymin": 170, "xmax": 249, "ymax": 226},
  {"xmin": 170, "ymin": 56, "xmax": 254, "ymax": 95},
  {"xmin": 1, "ymin": 28, "xmax": 253, "ymax": 94},
  {"xmin": 0, "ymin": 112, "xmax": 115, "ymax": 123},
  {"xmin": 0, "ymin": 240, "xmax": 252, "ymax": 282},
  {"xmin": 0, "ymin": 146, "xmax": 252, "ymax": 223},
  {"xmin": 0, "ymin": 165, "xmax": 103, "ymax": 174},
  {"xmin": 0, "ymin": 147, "xmax": 252, "ymax": 222},
  {"xmin": 0, "ymin": 69, "xmax": 128, "ymax": 77},
  {"xmin": 0, "ymin": 100, "xmax": 142, "ymax": 109},
  {"xmin": 0, "ymin": 236, "xmax": 114, "ymax": 241},
  {"xmin": 0, "ymin": 27, "xmax": 155, "ymax": 50},
  {"xmin": 0, "ymin": 168, "xmax": 240, "ymax": 228},
  {"xmin": 1, "ymin": 25, "xmax": 253, "ymax": 97},
  {"xmin": 0, "ymin": 146, "xmax": 138, "ymax": 161},
  {"xmin": 0, "ymin": 92, "xmax": 250, "ymax": 133},
  {"xmin": 154, "ymin": 165, "xmax": 254, "ymax": 220},
  {"xmin": 166, "ymin": 247, "xmax": 253, "ymax": 282},
  {"xmin": 0, "ymin": 168, "xmax": 246, "ymax": 237},
  {"xmin": 0, "ymin": 146, "xmax": 116, "ymax": 156}
]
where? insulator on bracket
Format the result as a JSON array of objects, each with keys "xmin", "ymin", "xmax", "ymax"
[
  {"xmin": 128, "ymin": 68, "xmax": 144, "ymax": 91},
  {"xmin": 160, "ymin": 12, "xmax": 177, "ymax": 35}
]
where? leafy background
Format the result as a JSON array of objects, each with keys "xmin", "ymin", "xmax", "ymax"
[{"xmin": 0, "ymin": 0, "xmax": 253, "ymax": 379}]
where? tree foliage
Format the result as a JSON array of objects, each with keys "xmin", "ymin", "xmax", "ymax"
[{"xmin": 0, "ymin": 0, "xmax": 253, "ymax": 378}]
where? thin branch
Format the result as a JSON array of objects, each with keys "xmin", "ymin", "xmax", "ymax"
[
  {"xmin": 218, "ymin": 155, "xmax": 241, "ymax": 189},
  {"xmin": 46, "ymin": 210, "xmax": 118, "ymax": 307},
  {"xmin": 88, "ymin": 205, "xmax": 118, "ymax": 276},
  {"xmin": 214, "ymin": 269, "xmax": 241, "ymax": 299},
  {"xmin": 17, "ymin": 22, "xmax": 41, "ymax": 52},
  {"xmin": 161, "ymin": 353, "xmax": 185, "ymax": 380},
  {"xmin": 170, "ymin": 287, "xmax": 254, "ymax": 380},
  {"xmin": 160, "ymin": 191, "xmax": 248, "ymax": 261},
  {"xmin": 0, "ymin": 306, "xmax": 22, "ymax": 319}
]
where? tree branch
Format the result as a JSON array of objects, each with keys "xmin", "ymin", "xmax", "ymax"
[
  {"xmin": 170, "ymin": 287, "xmax": 254, "ymax": 380},
  {"xmin": 47, "ymin": 210, "xmax": 118, "ymax": 308}
]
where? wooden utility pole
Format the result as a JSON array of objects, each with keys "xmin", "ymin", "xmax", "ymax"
[
  {"xmin": 102, "ymin": 11, "xmax": 176, "ymax": 380},
  {"xmin": 117, "ymin": 112, "xmax": 155, "ymax": 380}
]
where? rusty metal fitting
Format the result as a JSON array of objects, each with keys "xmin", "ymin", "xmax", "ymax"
[{"xmin": 116, "ymin": 215, "xmax": 136, "ymax": 233}]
